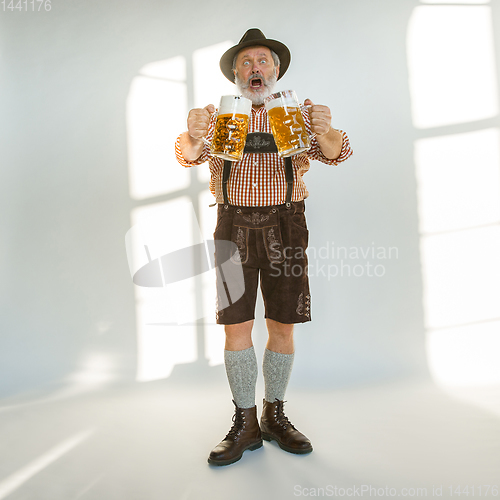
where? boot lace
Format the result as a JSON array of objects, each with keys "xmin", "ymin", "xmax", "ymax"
[
  {"xmin": 224, "ymin": 401, "xmax": 246, "ymax": 440},
  {"xmin": 275, "ymin": 399, "xmax": 296, "ymax": 430}
]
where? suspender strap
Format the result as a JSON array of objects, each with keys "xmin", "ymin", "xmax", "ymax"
[
  {"xmin": 222, "ymin": 160, "xmax": 231, "ymax": 206},
  {"xmin": 284, "ymin": 157, "xmax": 294, "ymax": 207}
]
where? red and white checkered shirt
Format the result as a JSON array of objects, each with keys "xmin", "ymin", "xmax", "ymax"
[{"xmin": 175, "ymin": 105, "xmax": 353, "ymax": 207}]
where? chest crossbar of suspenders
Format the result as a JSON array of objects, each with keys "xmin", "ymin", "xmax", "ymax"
[{"xmin": 222, "ymin": 132, "xmax": 294, "ymax": 208}]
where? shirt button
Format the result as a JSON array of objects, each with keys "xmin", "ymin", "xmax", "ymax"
[{"xmin": 253, "ymin": 162, "xmax": 258, "ymax": 167}]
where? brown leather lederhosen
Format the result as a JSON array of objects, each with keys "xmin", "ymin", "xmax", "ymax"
[{"xmin": 214, "ymin": 132, "xmax": 311, "ymax": 325}]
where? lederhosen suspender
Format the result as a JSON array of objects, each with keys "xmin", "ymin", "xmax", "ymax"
[{"xmin": 222, "ymin": 132, "xmax": 294, "ymax": 208}]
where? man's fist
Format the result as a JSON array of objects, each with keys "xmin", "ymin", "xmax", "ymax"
[
  {"xmin": 187, "ymin": 104, "xmax": 215, "ymax": 140},
  {"xmin": 304, "ymin": 99, "xmax": 331, "ymax": 137}
]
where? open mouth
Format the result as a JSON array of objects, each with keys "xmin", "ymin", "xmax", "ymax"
[{"xmin": 250, "ymin": 78, "xmax": 263, "ymax": 89}]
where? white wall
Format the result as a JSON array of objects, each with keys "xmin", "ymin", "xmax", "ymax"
[{"xmin": 1, "ymin": 0, "xmax": 498, "ymax": 398}]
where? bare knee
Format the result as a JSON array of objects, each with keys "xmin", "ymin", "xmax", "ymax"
[
  {"xmin": 267, "ymin": 318, "xmax": 294, "ymax": 337},
  {"xmin": 225, "ymin": 320, "xmax": 254, "ymax": 351},
  {"xmin": 266, "ymin": 319, "xmax": 294, "ymax": 353}
]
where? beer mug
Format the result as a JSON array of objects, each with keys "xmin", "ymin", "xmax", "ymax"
[
  {"xmin": 205, "ymin": 95, "xmax": 252, "ymax": 162},
  {"xmin": 264, "ymin": 90, "xmax": 314, "ymax": 158}
]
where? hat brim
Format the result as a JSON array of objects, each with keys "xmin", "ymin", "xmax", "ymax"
[{"xmin": 220, "ymin": 38, "xmax": 290, "ymax": 83}]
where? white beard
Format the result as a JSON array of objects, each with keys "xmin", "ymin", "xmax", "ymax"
[{"xmin": 234, "ymin": 70, "xmax": 278, "ymax": 106}]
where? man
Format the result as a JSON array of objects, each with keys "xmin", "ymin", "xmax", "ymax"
[{"xmin": 175, "ymin": 28, "xmax": 352, "ymax": 466}]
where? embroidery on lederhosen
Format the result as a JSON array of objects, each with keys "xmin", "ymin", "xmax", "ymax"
[
  {"xmin": 304, "ymin": 293, "xmax": 310, "ymax": 318},
  {"xmin": 215, "ymin": 293, "xmax": 223, "ymax": 319},
  {"xmin": 231, "ymin": 226, "xmax": 248, "ymax": 264},
  {"xmin": 243, "ymin": 132, "xmax": 277, "ymax": 153},
  {"xmin": 231, "ymin": 209, "xmax": 285, "ymax": 265},
  {"xmin": 296, "ymin": 292, "xmax": 311, "ymax": 318},
  {"xmin": 296, "ymin": 292, "xmax": 304, "ymax": 315},
  {"xmin": 243, "ymin": 212, "xmax": 270, "ymax": 225},
  {"xmin": 262, "ymin": 226, "xmax": 285, "ymax": 264}
]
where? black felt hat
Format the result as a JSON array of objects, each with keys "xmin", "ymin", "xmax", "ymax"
[{"xmin": 219, "ymin": 28, "xmax": 290, "ymax": 83}]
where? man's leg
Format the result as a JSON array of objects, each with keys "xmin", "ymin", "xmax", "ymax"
[
  {"xmin": 208, "ymin": 320, "xmax": 262, "ymax": 466},
  {"xmin": 260, "ymin": 318, "xmax": 313, "ymax": 454},
  {"xmin": 224, "ymin": 320, "xmax": 257, "ymax": 409},
  {"xmin": 263, "ymin": 319, "xmax": 294, "ymax": 402},
  {"xmin": 265, "ymin": 318, "xmax": 294, "ymax": 353},
  {"xmin": 225, "ymin": 320, "xmax": 254, "ymax": 350},
  {"xmin": 209, "ymin": 204, "xmax": 263, "ymax": 465}
]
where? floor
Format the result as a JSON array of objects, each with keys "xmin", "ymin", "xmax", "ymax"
[{"xmin": 0, "ymin": 376, "xmax": 499, "ymax": 500}]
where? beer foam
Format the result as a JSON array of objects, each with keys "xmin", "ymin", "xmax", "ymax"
[
  {"xmin": 265, "ymin": 98, "xmax": 296, "ymax": 110},
  {"xmin": 264, "ymin": 91, "xmax": 300, "ymax": 110},
  {"xmin": 218, "ymin": 95, "xmax": 252, "ymax": 116}
]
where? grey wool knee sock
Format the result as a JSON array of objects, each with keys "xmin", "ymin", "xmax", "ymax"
[
  {"xmin": 262, "ymin": 348, "xmax": 295, "ymax": 403},
  {"xmin": 224, "ymin": 346, "xmax": 258, "ymax": 409}
]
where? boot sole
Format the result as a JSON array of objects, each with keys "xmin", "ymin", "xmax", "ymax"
[
  {"xmin": 207, "ymin": 440, "xmax": 263, "ymax": 466},
  {"xmin": 261, "ymin": 432, "xmax": 313, "ymax": 455}
]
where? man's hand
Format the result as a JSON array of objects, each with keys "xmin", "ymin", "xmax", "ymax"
[
  {"xmin": 179, "ymin": 104, "xmax": 215, "ymax": 162},
  {"xmin": 304, "ymin": 99, "xmax": 331, "ymax": 136},
  {"xmin": 304, "ymin": 98, "xmax": 343, "ymax": 160},
  {"xmin": 187, "ymin": 104, "xmax": 215, "ymax": 140}
]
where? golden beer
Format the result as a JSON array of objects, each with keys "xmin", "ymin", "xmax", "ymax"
[
  {"xmin": 210, "ymin": 113, "xmax": 249, "ymax": 161},
  {"xmin": 265, "ymin": 90, "xmax": 311, "ymax": 157},
  {"xmin": 209, "ymin": 95, "xmax": 252, "ymax": 162}
]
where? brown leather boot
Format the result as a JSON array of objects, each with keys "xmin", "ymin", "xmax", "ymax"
[
  {"xmin": 260, "ymin": 398, "xmax": 313, "ymax": 454},
  {"xmin": 208, "ymin": 400, "xmax": 263, "ymax": 466}
]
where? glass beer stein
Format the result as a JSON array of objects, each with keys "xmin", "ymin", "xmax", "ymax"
[
  {"xmin": 206, "ymin": 95, "xmax": 252, "ymax": 162},
  {"xmin": 264, "ymin": 90, "xmax": 314, "ymax": 158}
]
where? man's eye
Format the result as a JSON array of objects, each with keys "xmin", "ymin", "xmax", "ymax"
[
  {"xmin": 260, "ymin": 60, "xmax": 267, "ymax": 64},
  {"xmin": 243, "ymin": 61, "xmax": 250, "ymax": 66}
]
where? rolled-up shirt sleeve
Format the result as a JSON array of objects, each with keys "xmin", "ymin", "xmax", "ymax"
[
  {"xmin": 308, "ymin": 130, "xmax": 353, "ymax": 166},
  {"xmin": 301, "ymin": 105, "xmax": 353, "ymax": 166},
  {"xmin": 174, "ymin": 134, "xmax": 210, "ymax": 167}
]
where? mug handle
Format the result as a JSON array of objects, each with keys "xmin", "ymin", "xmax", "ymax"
[
  {"xmin": 304, "ymin": 104, "xmax": 317, "ymax": 140},
  {"xmin": 199, "ymin": 109, "xmax": 218, "ymax": 149}
]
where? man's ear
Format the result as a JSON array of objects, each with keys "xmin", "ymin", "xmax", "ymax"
[{"xmin": 275, "ymin": 65, "xmax": 280, "ymax": 79}]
